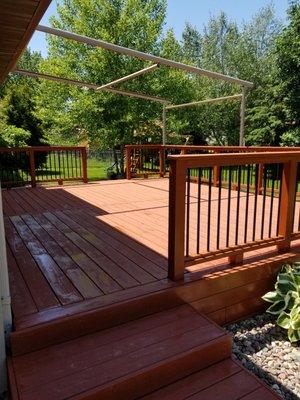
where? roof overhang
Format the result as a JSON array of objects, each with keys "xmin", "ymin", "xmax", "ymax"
[{"xmin": 0, "ymin": 0, "xmax": 52, "ymax": 84}]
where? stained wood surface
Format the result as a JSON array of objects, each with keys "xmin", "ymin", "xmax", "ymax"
[
  {"xmin": 140, "ymin": 359, "xmax": 281, "ymax": 400},
  {"xmin": 3, "ymin": 179, "xmax": 300, "ymax": 331},
  {"xmin": 10, "ymin": 304, "xmax": 232, "ymax": 400}
]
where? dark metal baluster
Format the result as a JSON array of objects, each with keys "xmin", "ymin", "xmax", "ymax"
[
  {"xmin": 66, "ymin": 151, "xmax": 70, "ymax": 179},
  {"xmin": 235, "ymin": 165, "xmax": 242, "ymax": 245},
  {"xmin": 186, "ymin": 169, "xmax": 191, "ymax": 257},
  {"xmin": 276, "ymin": 164, "xmax": 283, "ymax": 236},
  {"xmin": 216, "ymin": 166, "xmax": 222, "ymax": 250},
  {"xmin": 226, "ymin": 166, "xmax": 232, "ymax": 247},
  {"xmin": 61, "ymin": 150, "xmax": 66, "ymax": 180},
  {"xmin": 74, "ymin": 150, "xmax": 78, "ymax": 178},
  {"xmin": 196, "ymin": 167, "xmax": 202, "ymax": 254},
  {"xmin": 252, "ymin": 164, "xmax": 259, "ymax": 241},
  {"xmin": 269, "ymin": 165, "xmax": 276, "ymax": 237},
  {"xmin": 244, "ymin": 164, "xmax": 251, "ymax": 243},
  {"xmin": 70, "ymin": 150, "xmax": 74, "ymax": 178},
  {"xmin": 261, "ymin": 165, "xmax": 267, "ymax": 239},
  {"xmin": 207, "ymin": 167, "xmax": 212, "ymax": 252}
]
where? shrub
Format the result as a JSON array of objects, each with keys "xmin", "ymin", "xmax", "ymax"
[{"xmin": 262, "ymin": 263, "xmax": 300, "ymax": 343}]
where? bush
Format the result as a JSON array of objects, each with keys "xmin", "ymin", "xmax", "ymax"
[
  {"xmin": 262, "ymin": 263, "xmax": 300, "ymax": 342},
  {"xmin": 0, "ymin": 124, "xmax": 31, "ymax": 147}
]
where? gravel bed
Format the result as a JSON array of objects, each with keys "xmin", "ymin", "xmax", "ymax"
[{"xmin": 227, "ymin": 313, "xmax": 300, "ymax": 400}]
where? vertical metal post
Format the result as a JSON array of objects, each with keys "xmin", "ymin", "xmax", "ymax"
[
  {"xmin": 0, "ymin": 185, "xmax": 12, "ymax": 395},
  {"xmin": 239, "ymin": 86, "xmax": 246, "ymax": 146},
  {"xmin": 162, "ymin": 105, "xmax": 167, "ymax": 145}
]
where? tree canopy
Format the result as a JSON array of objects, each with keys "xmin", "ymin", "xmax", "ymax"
[{"xmin": 1, "ymin": 0, "xmax": 299, "ymax": 149}]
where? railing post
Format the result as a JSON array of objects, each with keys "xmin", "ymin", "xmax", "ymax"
[
  {"xmin": 28, "ymin": 148, "xmax": 36, "ymax": 188},
  {"xmin": 159, "ymin": 146, "xmax": 165, "ymax": 177},
  {"xmin": 277, "ymin": 160, "xmax": 298, "ymax": 252},
  {"xmin": 213, "ymin": 150, "xmax": 220, "ymax": 187},
  {"xmin": 168, "ymin": 158, "xmax": 186, "ymax": 281},
  {"xmin": 81, "ymin": 148, "xmax": 88, "ymax": 183},
  {"xmin": 125, "ymin": 146, "xmax": 132, "ymax": 180}
]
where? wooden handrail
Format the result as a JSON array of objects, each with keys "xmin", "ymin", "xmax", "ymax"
[
  {"xmin": 0, "ymin": 146, "xmax": 86, "ymax": 152},
  {"xmin": 125, "ymin": 144, "xmax": 300, "ymax": 152},
  {"xmin": 168, "ymin": 151, "xmax": 300, "ymax": 281}
]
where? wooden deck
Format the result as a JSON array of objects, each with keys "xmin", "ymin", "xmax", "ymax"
[
  {"xmin": 3, "ymin": 179, "xmax": 293, "ymax": 399},
  {"xmin": 3, "ymin": 178, "xmax": 300, "ymax": 334}
]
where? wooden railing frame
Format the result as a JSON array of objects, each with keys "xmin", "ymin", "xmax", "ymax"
[
  {"xmin": 168, "ymin": 151, "xmax": 300, "ymax": 281},
  {"xmin": 125, "ymin": 144, "xmax": 300, "ymax": 183},
  {"xmin": 0, "ymin": 146, "xmax": 88, "ymax": 187}
]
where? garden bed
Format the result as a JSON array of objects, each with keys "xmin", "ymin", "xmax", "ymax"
[{"xmin": 227, "ymin": 313, "xmax": 300, "ymax": 399}]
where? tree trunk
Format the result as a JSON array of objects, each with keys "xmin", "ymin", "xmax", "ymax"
[{"xmin": 113, "ymin": 147, "xmax": 120, "ymax": 175}]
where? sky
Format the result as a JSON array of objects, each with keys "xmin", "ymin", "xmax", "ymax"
[{"xmin": 28, "ymin": 0, "xmax": 289, "ymax": 57}]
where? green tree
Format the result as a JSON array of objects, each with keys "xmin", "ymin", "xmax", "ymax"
[
  {"xmin": 246, "ymin": 2, "xmax": 300, "ymax": 145},
  {"xmin": 0, "ymin": 49, "xmax": 46, "ymax": 147},
  {"xmin": 36, "ymin": 0, "xmax": 168, "ymax": 157}
]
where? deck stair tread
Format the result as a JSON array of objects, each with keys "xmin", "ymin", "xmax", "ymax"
[
  {"xmin": 139, "ymin": 358, "xmax": 281, "ymax": 400},
  {"xmin": 9, "ymin": 304, "xmax": 232, "ymax": 400}
]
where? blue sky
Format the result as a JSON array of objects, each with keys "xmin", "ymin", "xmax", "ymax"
[{"xmin": 29, "ymin": 0, "xmax": 289, "ymax": 57}]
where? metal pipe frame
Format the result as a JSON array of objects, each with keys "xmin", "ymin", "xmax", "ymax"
[
  {"xmin": 37, "ymin": 25, "xmax": 254, "ymax": 88},
  {"xmin": 165, "ymin": 94, "xmax": 243, "ymax": 110},
  {"xmin": 162, "ymin": 105, "xmax": 167, "ymax": 145},
  {"xmin": 97, "ymin": 64, "xmax": 158, "ymax": 90},
  {"xmin": 14, "ymin": 69, "xmax": 170, "ymax": 104},
  {"xmin": 239, "ymin": 86, "xmax": 247, "ymax": 146}
]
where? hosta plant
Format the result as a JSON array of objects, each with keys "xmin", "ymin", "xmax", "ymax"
[{"xmin": 262, "ymin": 263, "xmax": 300, "ymax": 343}]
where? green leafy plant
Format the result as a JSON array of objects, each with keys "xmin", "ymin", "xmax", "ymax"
[{"xmin": 262, "ymin": 263, "xmax": 300, "ymax": 343}]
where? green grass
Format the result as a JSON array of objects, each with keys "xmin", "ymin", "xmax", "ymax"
[
  {"xmin": 34, "ymin": 154, "xmax": 115, "ymax": 182},
  {"xmin": 86, "ymin": 158, "xmax": 113, "ymax": 181}
]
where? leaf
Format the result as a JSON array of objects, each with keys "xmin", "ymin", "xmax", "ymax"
[
  {"xmin": 277, "ymin": 311, "xmax": 291, "ymax": 329},
  {"xmin": 262, "ymin": 291, "xmax": 282, "ymax": 303},
  {"xmin": 276, "ymin": 276, "xmax": 297, "ymax": 294},
  {"xmin": 285, "ymin": 290, "xmax": 298, "ymax": 310},
  {"xmin": 266, "ymin": 300, "xmax": 286, "ymax": 315},
  {"xmin": 290, "ymin": 307, "xmax": 300, "ymax": 330},
  {"xmin": 288, "ymin": 328, "xmax": 300, "ymax": 343}
]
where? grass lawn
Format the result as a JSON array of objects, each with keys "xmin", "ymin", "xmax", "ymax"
[
  {"xmin": 34, "ymin": 153, "xmax": 115, "ymax": 182},
  {"xmin": 87, "ymin": 158, "xmax": 112, "ymax": 181}
]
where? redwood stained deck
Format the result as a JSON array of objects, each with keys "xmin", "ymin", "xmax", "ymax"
[{"xmin": 3, "ymin": 179, "xmax": 300, "ymax": 330}]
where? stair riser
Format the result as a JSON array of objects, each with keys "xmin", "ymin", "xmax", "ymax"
[
  {"xmin": 70, "ymin": 335, "xmax": 232, "ymax": 400},
  {"xmin": 11, "ymin": 290, "xmax": 183, "ymax": 356}
]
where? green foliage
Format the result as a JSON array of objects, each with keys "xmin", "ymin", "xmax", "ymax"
[
  {"xmin": 0, "ymin": 124, "xmax": 31, "ymax": 147},
  {"xmin": 0, "ymin": 49, "xmax": 47, "ymax": 148},
  {"xmin": 262, "ymin": 264, "xmax": 300, "ymax": 343},
  {"xmin": 246, "ymin": 2, "xmax": 300, "ymax": 145},
  {"xmin": 2, "ymin": 1, "xmax": 298, "ymax": 149}
]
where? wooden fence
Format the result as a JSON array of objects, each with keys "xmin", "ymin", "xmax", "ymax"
[
  {"xmin": 167, "ymin": 151, "xmax": 300, "ymax": 280},
  {"xmin": 0, "ymin": 146, "xmax": 88, "ymax": 188}
]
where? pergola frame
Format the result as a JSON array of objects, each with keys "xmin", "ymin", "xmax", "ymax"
[{"xmin": 14, "ymin": 24, "xmax": 254, "ymax": 145}]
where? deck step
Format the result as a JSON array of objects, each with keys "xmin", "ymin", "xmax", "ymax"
[
  {"xmin": 139, "ymin": 358, "xmax": 281, "ymax": 400},
  {"xmin": 9, "ymin": 305, "xmax": 231, "ymax": 400}
]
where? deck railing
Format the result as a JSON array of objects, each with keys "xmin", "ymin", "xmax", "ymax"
[
  {"xmin": 168, "ymin": 151, "xmax": 300, "ymax": 281},
  {"xmin": 125, "ymin": 144, "xmax": 300, "ymax": 186},
  {"xmin": 0, "ymin": 146, "xmax": 88, "ymax": 188}
]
